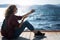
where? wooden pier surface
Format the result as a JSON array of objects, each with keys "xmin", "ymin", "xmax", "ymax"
[{"xmin": 0, "ymin": 32, "xmax": 60, "ymax": 40}]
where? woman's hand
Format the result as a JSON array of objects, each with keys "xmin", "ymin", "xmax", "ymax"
[{"xmin": 29, "ymin": 9, "xmax": 35, "ymax": 13}]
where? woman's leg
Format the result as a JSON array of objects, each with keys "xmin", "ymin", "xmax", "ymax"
[
  {"xmin": 14, "ymin": 20, "xmax": 45, "ymax": 38},
  {"xmin": 14, "ymin": 20, "xmax": 34, "ymax": 37}
]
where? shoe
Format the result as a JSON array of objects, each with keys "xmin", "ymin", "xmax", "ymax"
[{"xmin": 34, "ymin": 31, "xmax": 45, "ymax": 37}]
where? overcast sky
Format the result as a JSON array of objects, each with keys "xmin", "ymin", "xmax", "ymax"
[{"xmin": 0, "ymin": 0, "xmax": 60, "ymax": 6}]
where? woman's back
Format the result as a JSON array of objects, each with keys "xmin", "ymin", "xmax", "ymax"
[{"xmin": 1, "ymin": 14, "xmax": 22, "ymax": 39}]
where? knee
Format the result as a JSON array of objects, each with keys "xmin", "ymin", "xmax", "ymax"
[
  {"xmin": 24, "ymin": 20, "xmax": 29, "ymax": 23},
  {"xmin": 22, "ymin": 20, "xmax": 29, "ymax": 25}
]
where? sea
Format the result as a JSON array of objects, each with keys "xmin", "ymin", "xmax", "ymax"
[{"xmin": 0, "ymin": 4, "xmax": 60, "ymax": 31}]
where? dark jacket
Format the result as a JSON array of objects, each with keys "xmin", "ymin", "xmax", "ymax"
[{"xmin": 1, "ymin": 14, "xmax": 22, "ymax": 38}]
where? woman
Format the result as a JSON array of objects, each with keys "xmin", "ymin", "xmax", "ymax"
[{"xmin": 1, "ymin": 5, "xmax": 45, "ymax": 39}]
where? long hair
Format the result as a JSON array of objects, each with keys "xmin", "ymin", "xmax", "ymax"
[{"xmin": 5, "ymin": 5, "xmax": 17, "ymax": 19}]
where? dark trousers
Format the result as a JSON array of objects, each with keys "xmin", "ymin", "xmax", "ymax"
[{"xmin": 14, "ymin": 21, "xmax": 34, "ymax": 38}]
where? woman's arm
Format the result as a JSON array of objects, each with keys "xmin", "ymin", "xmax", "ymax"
[
  {"xmin": 22, "ymin": 9, "xmax": 35, "ymax": 19},
  {"xmin": 19, "ymin": 9, "xmax": 35, "ymax": 28}
]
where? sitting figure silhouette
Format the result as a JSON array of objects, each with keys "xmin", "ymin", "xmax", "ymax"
[{"xmin": 1, "ymin": 5, "xmax": 45, "ymax": 40}]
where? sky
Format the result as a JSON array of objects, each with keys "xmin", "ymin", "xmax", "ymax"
[
  {"xmin": 0, "ymin": 0, "xmax": 60, "ymax": 6},
  {"xmin": 0, "ymin": 0, "xmax": 60, "ymax": 22}
]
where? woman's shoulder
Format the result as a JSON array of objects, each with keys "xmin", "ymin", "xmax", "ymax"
[
  {"xmin": 10, "ymin": 14, "xmax": 22, "ymax": 19},
  {"xmin": 8, "ymin": 14, "xmax": 15, "ymax": 20}
]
